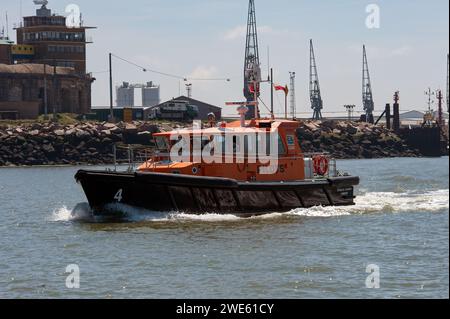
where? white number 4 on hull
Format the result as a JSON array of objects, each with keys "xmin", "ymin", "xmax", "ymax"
[{"xmin": 114, "ymin": 189, "xmax": 123, "ymax": 202}]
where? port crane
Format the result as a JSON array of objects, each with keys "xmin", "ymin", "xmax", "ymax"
[
  {"xmin": 310, "ymin": 39, "xmax": 323, "ymax": 120},
  {"xmin": 362, "ymin": 45, "xmax": 375, "ymax": 124},
  {"xmin": 243, "ymin": 0, "xmax": 261, "ymax": 120}
]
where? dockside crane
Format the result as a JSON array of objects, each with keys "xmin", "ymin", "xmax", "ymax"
[
  {"xmin": 243, "ymin": 0, "xmax": 261, "ymax": 120},
  {"xmin": 362, "ymin": 45, "xmax": 375, "ymax": 124},
  {"xmin": 310, "ymin": 39, "xmax": 323, "ymax": 120}
]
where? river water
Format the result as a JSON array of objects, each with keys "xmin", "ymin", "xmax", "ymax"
[{"xmin": 0, "ymin": 157, "xmax": 448, "ymax": 299}]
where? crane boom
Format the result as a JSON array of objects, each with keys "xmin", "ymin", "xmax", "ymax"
[
  {"xmin": 243, "ymin": 0, "xmax": 261, "ymax": 120},
  {"xmin": 362, "ymin": 45, "xmax": 375, "ymax": 123},
  {"xmin": 310, "ymin": 39, "xmax": 323, "ymax": 120}
]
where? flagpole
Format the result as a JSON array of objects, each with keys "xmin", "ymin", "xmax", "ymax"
[
  {"xmin": 285, "ymin": 91, "xmax": 288, "ymax": 119},
  {"xmin": 254, "ymin": 80, "xmax": 258, "ymax": 119},
  {"xmin": 270, "ymin": 68, "xmax": 274, "ymax": 119}
]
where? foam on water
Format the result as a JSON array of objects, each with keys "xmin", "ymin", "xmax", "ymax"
[
  {"xmin": 52, "ymin": 189, "xmax": 449, "ymax": 223},
  {"xmin": 286, "ymin": 189, "xmax": 449, "ymax": 218},
  {"xmin": 51, "ymin": 202, "xmax": 94, "ymax": 222},
  {"xmin": 51, "ymin": 206, "xmax": 73, "ymax": 222}
]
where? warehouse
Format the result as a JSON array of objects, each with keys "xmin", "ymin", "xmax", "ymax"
[{"xmin": 150, "ymin": 96, "xmax": 222, "ymax": 121}]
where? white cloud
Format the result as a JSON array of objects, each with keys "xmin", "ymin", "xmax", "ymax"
[
  {"xmin": 347, "ymin": 44, "xmax": 414, "ymax": 59},
  {"xmin": 224, "ymin": 25, "xmax": 247, "ymax": 40},
  {"xmin": 224, "ymin": 25, "xmax": 286, "ymax": 40},
  {"xmin": 391, "ymin": 46, "xmax": 413, "ymax": 57},
  {"xmin": 258, "ymin": 26, "xmax": 275, "ymax": 34},
  {"xmin": 188, "ymin": 66, "xmax": 219, "ymax": 79}
]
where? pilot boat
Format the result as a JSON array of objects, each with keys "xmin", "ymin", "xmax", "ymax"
[{"xmin": 75, "ymin": 109, "xmax": 360, "ymax": 217}]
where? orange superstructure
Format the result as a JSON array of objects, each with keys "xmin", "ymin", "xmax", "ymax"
[{"xmin": 138, "ymin": 119, "xmax": 307, "ymax": 182}]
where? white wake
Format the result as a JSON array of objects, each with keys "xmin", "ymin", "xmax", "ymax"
[{"xmin": 51, "ymin": 189, "xmax": 449, "ymax": 223}]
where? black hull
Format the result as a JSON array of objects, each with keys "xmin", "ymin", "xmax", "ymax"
[
  {"xmin": 399, "ymin": 126, "xmax": 447, "ymax": 157},
  {"xmin": 75, "ymin": 170, "xmax": 359, "ymax": 217}
]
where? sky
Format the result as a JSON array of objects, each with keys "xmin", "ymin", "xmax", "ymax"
[{"xmin": 1, "ymin": 0, "xmax": 449, "ymax": 117}]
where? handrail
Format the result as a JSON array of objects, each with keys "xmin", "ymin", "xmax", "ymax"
[{"xmin": 112, "ymin": 144, "xmax": 339, "ymax": 178}]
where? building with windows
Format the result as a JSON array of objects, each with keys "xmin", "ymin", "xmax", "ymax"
[
  {"xmin": 14, "ymin": 2, "xmax": 95, "ymax": 73},
  {"xmin": 0, "ymin": 1, "xmax": 95, "ymax": 117}
]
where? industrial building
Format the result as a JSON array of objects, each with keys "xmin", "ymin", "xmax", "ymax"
[
  {"xmin": 142, "ymin": 82, "xmax": 160, "ymax": 107},
  {"xmin": 116, "ymin": 82, "xmax": 135, "ymax": 108},
  {"xmin": 399, "ymin": 110, "xmax": 449, "ymax": 127},
  {"xmin": 116, "ymin": 82, "xmax": 160, "ymax": 108}
]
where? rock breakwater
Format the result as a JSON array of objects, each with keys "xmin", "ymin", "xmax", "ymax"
[
  {"xmin": 297, "ymin": 120, "xmax": 420, "ymax": 159},
  {"xmin": 0, "ymin": 120, "xmax": 420, "ymax": 167}
]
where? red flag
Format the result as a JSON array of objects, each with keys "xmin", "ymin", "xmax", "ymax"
[{"xmin": 274, "ymin": 85, "xmax": 289, "ymax": 95}]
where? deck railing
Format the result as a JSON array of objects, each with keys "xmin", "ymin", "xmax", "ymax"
[{"xmin": 112, "ymin": 145, "xmax": 339, "ymax": 178}]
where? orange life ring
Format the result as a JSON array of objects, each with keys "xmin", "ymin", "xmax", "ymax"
[{"xmin": 313, "ymin": 155, "xmax": 329, "ymax": 176}]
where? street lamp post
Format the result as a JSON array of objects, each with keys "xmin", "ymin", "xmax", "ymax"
[
  {"xmin": 109, "ymin": 53, "xmax": 114, "ymax": 122},
  {"xmin": 43, "ymin": 63, "xmax": 48, "ymax": 120},
  {"xmin": 53, "ymin": 62, "xmax": 57, "ymax": 121}
]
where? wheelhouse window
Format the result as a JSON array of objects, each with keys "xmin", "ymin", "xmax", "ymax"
[
  {"xmin": 256, "ymin": 133, "xmax": 286, "ymax": 157},
  {"xmin": 278, "ymin": 134, "xmax": 286, "ymax": 156}
]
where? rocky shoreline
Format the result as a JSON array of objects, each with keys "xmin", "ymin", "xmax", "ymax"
[
  {"xmin": 0, "ymin": 120, "xmax": 420, "ymax": 167},
  {"xmin": 297, "ymin": 120, "xmax": 420, "ymax": 159},
  {"xmin": 0, "ymin": 122, "xmax": 161, "ymax": 167}
]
